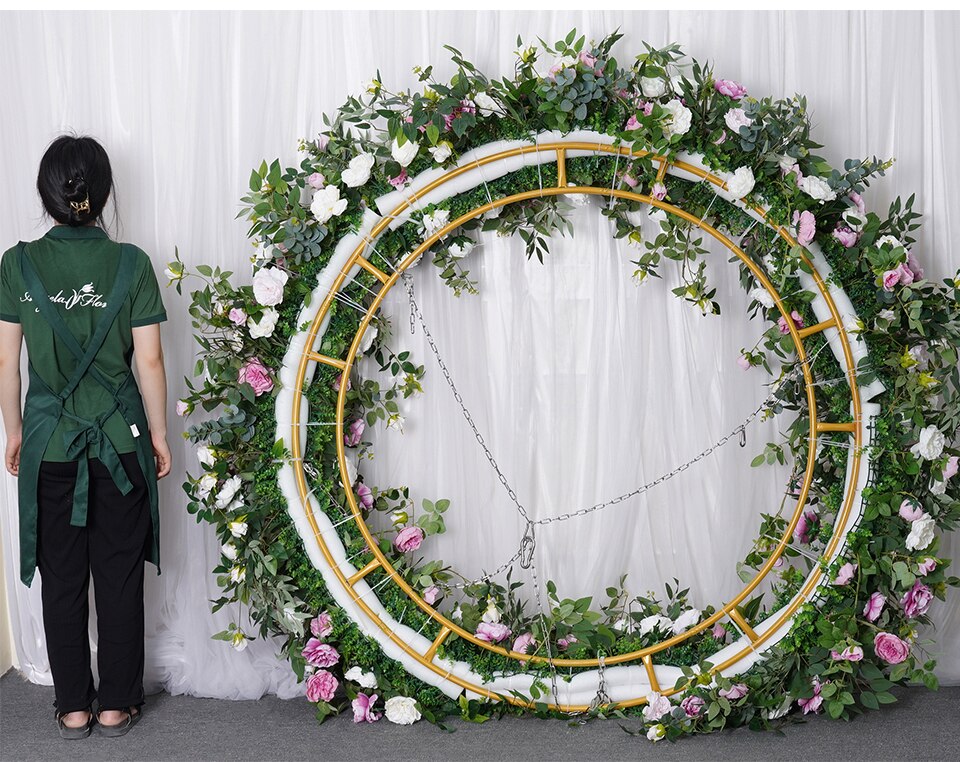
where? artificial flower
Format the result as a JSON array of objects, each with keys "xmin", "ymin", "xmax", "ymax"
[
  {"xmin": 310, "ymin": 184, "xmax": 349, "ymax": 224},
  {"xmin": 799, "ymin": 175, "xmax": 837, "ymax": 202},
  {"xmin": 252, "ymin": 266, "xmax": 289, "ymax": 306},
  {"xmin": 901, "ymin": 580, "xmax": 934, "ymax": 618},
  {"xmin": 248, "ymin": 307, "xmax": 279, "ymax": 339},
  {"xmin": 384, "ymin": 696, "xmax": 421, "ymax": 725},
  {"xmin": 715, "ymin": 79, "xmax": 747, "ymax": 99},
  {"xmin": 911, "ymin": 425, "xmax": 945, "ymax": 461},
  {"xmin": 393, "ymin": 526, "xmax": 424, "ymax": 553},
  {"xmin": 474, "ymin": 91, "xmax": 498, "ymax": 116},
  {"xmin": 863, "ymin": 591, "xmax": 886, "ymax": 622},
  {"xmin": 344, "ymin": 666, "xmax": 378, "ymax": 689},
  {"xmin": 238, "ymin": 358, "xmax": 274, "ymax": 396},
  {"xmin": 311, "ymin": 612, "xmax": 333, "ymax": 639},
  {"xmin": 661, "ymin": 99, "xmax": 692, "ymax": 138},
  {"xmin": 642, "ymin": 692, "xmax": 672, "ymax": 721},
  {"xmin": 640, "ymin": 76, "xmax": 667, "ymax": 98},
  {"xmin": 906, "ymin": 514, "xmax": 936, "ymax": 551},
  {"xmin": 302, "ymin": 639, "xmax": 340, "ymax": 668},
  {"xmin": 351, "ymin": 693, "xmax": 380, "ymax": 723},
  {"xmin": 305, "ymin": 670, "xmax": 338, "ymax": 702},
  {"xmin": 723, "ymin": 107, "xmax": 752, "ymax": 133},
  {"xmin": 391, "ymin": 137, "xmax": 419, "ymax": 167},
  {"xmin": 344, "ymin": 418, "xmax": 365, "ymax": 447},
  {"xmin": 475, "ymin": 621, "xmax": 511, "ymax": 643},
  {"xmin": 341, "ymin": 153, "xmax": 376, "ymax": 187},
  {"xmin": 873, "ymin": 632, "xmax": 910, "ymax": 664},
  {"xmin": 725, "ymin": 166, "xmax": 755, "ymax": 199}
]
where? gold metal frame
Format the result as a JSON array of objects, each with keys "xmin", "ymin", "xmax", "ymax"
[{"xmin": 287, "ymin": 142, "xmax": 863, "ymax": 710}]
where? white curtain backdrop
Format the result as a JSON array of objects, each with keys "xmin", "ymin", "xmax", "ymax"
[{"xmin": 1, "ymin": 10, "xmax": 957, "ymax": 699}]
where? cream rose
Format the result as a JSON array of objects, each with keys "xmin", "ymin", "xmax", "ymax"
[
  {"xmin": 384, "ymin": 696, "xmax": 421, "ymax": 725},
  {"xmin": 725, "ymin": 166, "xmax": 756, "ymax": 200},
  {"xmin": 214, "ymin": 475, "xmax": 243, "ymax": 510},
  {"xmin": 196, "ymin": 473, "xmax": 217, "ymax": 499},
  {"xmin": 905, "ymin": 514, "xmax": 936, "ymax": 551},
  {"xmin": 248, "ymin": 307, "xmax": 279, "ymax": 339},
  {"xmin": 341, "ymin": 153, "xmax": 375, "ymax": 187},
  {"xmin": 196, "ymin": 444, "xmax": 216, "ymax": 468}
]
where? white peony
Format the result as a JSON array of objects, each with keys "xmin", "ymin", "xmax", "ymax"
[
  {"xmin": 248, "ymin": 307, "xmax": 279, "ymax": 339},
  {"xmin": 310, "ymin": 184, "xmax": 348, "ymax": 224},
  {"xmin": 911, "ymin": 425, "xmax": 945, "ymax": 461},
  {"xmin": 749, "ymin": 287, "xmax": 775, "ymax": 309},
  {"xmin": 341, "ymin": 153, "xmax": 375, "ymax": 187},
  {"xmin": 778, "ymin": 154, "xmax": 799, "ymax": 174},
  {"xmin": 638, "ymin": 614, "xmax": 672, "ymax": 636},
  {"xmin": 422, "ymin": 208, "xmax": 451, "ymax": 237},
  {"xmin": 344, "ymin": 666, "xmax": 378, "ymax": 689},
  {"xmin": 660, "ymin": 99, "xmax": 692, "ymax": 138},
  {"xmin": 474, "ymin": 91, "xmax": 498, "ymax": 116},
  {"xmin": 725, "ymin": 166, "xmax": 756, "ymax": 200},
  {"xmin": 905, "ymin": 514, "xmax": 936, "ymax": 551},
  {"xmin": 391, "ymin": 138, "xmax": 419, "ymax": 167},
  {"xmin": 671, "ymin": 608, "xmax": 701, "ymax": 634},
  {"xmin": 877, "ymin": 234, "xmax": 904, "ymax": 251},
  {"xmin": 214, "ymin": 475, "xmax": 242, "ymax": 510},
  {"xmin": 800, "ymin": 175, "xmax": 837, "ymax": 202},
  {"xmin": 196, "ymin": 473, "xmax": 217, "ymax": 499},
  {"xmin": 221, "ymin": 542, "xmax": 238, "ymax": 561},
  {"xmin": 384, "ymin": 696, "xmax": 421, "ymax": 725},
  {"xmin": 723, "ymin": 107, "xmax": 752, "ymax": 133},
  {"xmin": 196, "ymin": 444, "xmax": 216, "ymax": 468},
  {"xmin": 642, "ymin": 692, "xmax": 672, "ymax": 722},
  {"xmin": 228, "ymin": 520, "xmax": 248, "ymax": 539},
  {"xmin": 640, "ymin": 76, "xmax": 667, "ymax": 98},
  {"xmin": 429, "ymin": 141, "xmax": 453, "ymax": 163},
  {"xmin": 252, "ymin": 266, "xmax": 290, "ymax": 307}
]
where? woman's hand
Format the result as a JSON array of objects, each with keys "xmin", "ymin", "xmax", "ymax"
[
  {"xmin": 151, "ymin": 432, "xmax": 171, "ymax": 478},
  {"xmin": 4, "ymin": 431, "xmax": 20, "ymax": 476}
]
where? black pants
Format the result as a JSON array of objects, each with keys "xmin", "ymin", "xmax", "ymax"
[{"xmin": 36, "ymin": 451, "xmax": 151, "ymax": 715}]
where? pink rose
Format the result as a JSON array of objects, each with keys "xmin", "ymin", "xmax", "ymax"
[
  {"xmin": 680, "ymin": 695, "xmax": 705, "ymax": 717},
  {"xmin": 475, "ymin": 622, "xmax": 511, "ymax": 643},
  {"xmin": 302, "ymin": 638, "xmax": 340, "ymax": 668},
  {"xmin": 832, "ymin": 226, "xmax": 859, "ymax": 248},
  {"xmin": 863, "ymin": 592, "xmax": 886, "ymax": 622},
  {"xmin": 792, "ymin": 210, "xmax": 816, "ymax": 246},
  {"xmin": 794, "ymin": 510, "xmax": 818, "ymax": 544},
  {"xmin": 316, "ymin": 135, "xmax": 330, "ymax": 152},
  {"xmin": 737, "ymin": 353, "xmax": 751, "ymax": 371},
  {"xmin": 797, "ymin": 678, "xmax": 823, "ymax": 715},
  {"xmin": 307, "ymin": 172, "xmax": 326, "ymax": 190},
  {"xmin": 512, "ymin": 632, "xmax": 536, "ymax": 655},
  {"xmin": 899, "ymin": 499, "xmax": 924, "ymax": 522},
  {"xmin": 351, "ymin": 692, "xmax": 380, "ymax": 723},
  {"xmin": 831, "ymin": 645, "xmax": 864, "ymax": 662},
  {"xmin": 344, "ymin": 418, "xmax": 365, "ymax": 447},
  {"xmin": 393, "ymin": 526, "xmax": 424, "ymax": 553},
  {"xmin": 712, "ymin": 622, "xmax": 727, "ymax": 641},
  {"xmin": 642, "ymin": 101, "xmax": 654, "ymax": 116},
  {"xmin": 332, "ymin": 372, "xmax": 352, "ymax": 392},
  {"xmin": 874, "ymin": 631, "xmax": 910, "ymax": 664},
  {"xmin": 422, "ymin": 585, "xmax": 441, "ymax": 605},
  {"xmin": 778, "ymin": 310, "xmax": 805, "ymax": 335},
  {"xmin": 228, "ymin": 307, "xmax": 247, "ymax": 325},
  {"xmin": 895, "ymin": 261, "xmax": 914, "ymax": 286},
  {"xmin": 651, "ymin": 182, "xmax": 667, "ymax": 201},
  {"xmin": 881, "ymin": 268, "xmax": 901, "ymax": 292},
  {"xmin": 176, "ymin": 400, "xmax": 190, "ymax": 416},
  {"xmin": 713, "ymin": 130, "xmax": 728, "ymax": 145},
  {"xmin": 833, "ymin": 562, "xmax": 857, "ymax": 586},
  {"xmin": 621, "ymin": 172, "xmax": 638, "ymax": 188},
  {"xmin": 719, "ymin": 683, "xmax": 748, "ymax": 700},
  {"xmin": 943, "ymin": 455, "xmax": 959, "ymax": 481},
  {"xmin": 917, "ymin": 557, "xmax": 937, "ymax": 576},
  {"xmin": 355, "ymin": 482, "xmax": 374, "ymax": 510},
  {"xmin": 906, "ymin": 250, "xmax": 924, "ymax": 280},
  {"xmin": 579, "ymin": 51, "xmax": 597, "ymax": 68},
  {"xmin": 388, "ymin": 168, "xmax": 408, "ymax": 189},
  {"xmin": 238, "ymin": 358, "xmax": 274, "ymax": 396},
  {"xmin": 715, "ymin": 79, "xmax": 747, "ymax": 99},
  {"xmin": 557, "ymin": 634, "xmax": 578, "ymax": 650},
  {"xmin": 849, "ymin": 191, "xmax": 865, "ymax": 215},
  {"xmin": 624, "ymin": 114, "xmax": 641, "ymax": 131},
  {"xmin": 305, "ymin": 669, "xmax": 338, "ymax": 702},
  {"xmin": 310, "ymin": 611, "xmax": 333, "ymax": 639},
  {"xmin": 900, "ymin": 580, "xmax": 933, "ymax": 618}
]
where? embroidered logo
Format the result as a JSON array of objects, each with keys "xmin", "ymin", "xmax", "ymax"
[{"xmin": 20, "ymin": 282, "xmax": 108, "ymax": 312}]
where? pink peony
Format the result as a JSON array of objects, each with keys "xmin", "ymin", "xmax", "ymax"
[
  {"xmin": 332, "ymin": 372, "xmax": 352, "ymax": 392},
  {"xmin": 712, "ymin": 622, "xmax": 728, "ymax": 641},
  {"xmin": 621, "ymin": 172, "xmax": 638, "ymax": 188},
  {"xmin": 863, "ymin": 592, "xmax": 886, "ymax": 622},
  {"xmin": 310, "ymin": 612, "xmax": 333, "ymax": 639},
  {"xmin": 229, "ymin": 307, "xmax": 247, "ymax": 325},
  {"xmin": 906, "ymin": 250, "xmax": 924, "ymax": 280},
  {"xmin": 307, "ymin": 172, "xmax": 326, "ymax": 190},
  {"xmin": 557, "ymin": 634, "xmax": 578, "ymax": 650},
  {"xmin": 797, "ymin": 678, "xmax": 823, "ymax": 715},
  {"xmin": 344, "ymin": 418, "xmax": 365, "ymax": 447},
  {"xmin": 422, "ymin": 585, "xmax": 441, "ymax": 605},
  {"xmin": 901, "ymin": 580, "xmax": 933, "ymax": 618},
  {"xmin": 881, "ymin": 268, "xmax": 902, "ymax": 292},
  {"xmin": 833, "ymin": 226, "xmax": 859, "ymax": 248},
  {"xmin": 831, "ymin": 645, "xmax": 864, "ymax": 662},
  {"xmin": 238, "ymin": 358, "xmax": 274, "ymax": 396},
  {"xmin": 651, "ymin": 182, "xmax": 667, "ymax": 201},
  {"xmin": 302, "ymin": 638, "xmax": 340, "ymax": 668},
  {"xmin": 737, "ymin": 353, "xmax": 751, "ymax": 371},
  {"xmin": 874, "ymin": 631, "xmax": 910, "ymax": 664},
  {"xmin": 792, "ymin": 210, "xmax": 816, "ymax": 246},
  {"xmin": 624, "ymin": 114, "xmax": 641, "ymax": 131},
  {"xmin": 388, "ymin": 168, "xmax": 408, "ymax": 189},
  {"xmin": 943, "ymin": 455, "xmax": 959, "ymax": 481},
  {"xmin": 306, "ymin": 669, "xmax": 338, "ymax": 702},
  {"xmin": 899, "ymin": 499, "xmax": 924, "ymax": 522},
  {"xmin": 794, "ymin": 510, "xmax": 818, "ymax": 544},
  {"xmin": 351, "ymin": 692, "xmax": 380, "ymax": 723},
  {"xmin": 895, "ymin": 261, "xmax": 914, "ymax": 286},
  {"xmin": 778, "ymin": 310, "xmax": 805, "ymax": 335},
  {"xmin": 475, "ymin": 622, "xmax": 511, "ymax": 643},
  {"xmin": 680, "ymin": 695, "xmax": 705, "ymax": 717},
  {"xmin": 512, "ymin": 632, "xmax": 536, "ymax": 655},
  {"xmin": 355, "ymin": 482, "xmax": 374, "ymax": 510},
  {"xmin": 719, "ymin": 683, "xmax": 749, "ymax": 700},
  {"xmin": 393, "ymin": 526, "xmax": 424, "ymax": 553},
  {"xmin": 917, "ymin": 557, "xmax": 937, "ymax": 576},
  {"xmin": 579, "ymin": 51, "xmax": 597, "ymax": 68},
  {"xmin": 833, "ymin": 562, "xmax": 857, "ymax": 586},
  {"xmin": 715, "ymin": 79, "xmax": 747, "ymax": 99}
]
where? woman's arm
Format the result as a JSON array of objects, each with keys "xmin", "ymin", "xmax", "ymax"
[
  {"xmin": 0, "ymin": 321, "xmax": 23, "ymax": 476},
  {"xmin": 132, "ymin": 323, "xmax": 171, "ymax": 478}
]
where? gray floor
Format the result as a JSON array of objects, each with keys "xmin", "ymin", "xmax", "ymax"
[{"xmin": 1, "ymin": 670, "xmax": 956, "ymax": 761}]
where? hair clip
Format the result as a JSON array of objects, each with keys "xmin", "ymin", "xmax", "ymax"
[{"xmin": 70, "ymin": 195, "xmax": 91, "ymax": 214}]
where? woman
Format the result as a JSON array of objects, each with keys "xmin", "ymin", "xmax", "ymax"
[{"xmin": 0, "ymin": 135, "xmax": 171, "ymax": 739}]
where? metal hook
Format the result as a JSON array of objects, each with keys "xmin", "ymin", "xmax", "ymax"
[{"xmin": 519, "ymin": 521, "xmax": 536, "ymax": 569}]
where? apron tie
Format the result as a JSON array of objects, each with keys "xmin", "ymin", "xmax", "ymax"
[{"xmin": 61, "ymin": 403, "xmax": 135, "ymax": 528}]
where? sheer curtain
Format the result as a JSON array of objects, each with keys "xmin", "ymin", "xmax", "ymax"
[{"xmin": 0, "ymin": 10, "xmax": 956, "ymax": 699}]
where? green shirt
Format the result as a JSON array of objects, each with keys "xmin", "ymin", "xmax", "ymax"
[{"xmin": 0, "ymin": 225, "xmax": 167, "ymax": 462}]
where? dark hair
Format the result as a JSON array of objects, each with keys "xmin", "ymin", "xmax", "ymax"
[{"xmin": 37, "ymin": 134, "xmax": 115, "ymax": 228}]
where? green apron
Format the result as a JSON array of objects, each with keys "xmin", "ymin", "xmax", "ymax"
[{"xmin": 16, "ymin": 241, "xmax": 161, "ymax": 587}]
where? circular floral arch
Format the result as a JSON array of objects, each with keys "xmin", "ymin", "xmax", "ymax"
[{"xmin": 174, "ymin": 31, "xmax": 959, "ymax": 739}]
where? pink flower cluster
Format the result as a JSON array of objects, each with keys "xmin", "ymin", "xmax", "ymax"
[
  {"xmin": 304, "ymin": 610, "xmax": 339, "ymax": 704},
  {"xmin": 777, "ymin": 310, "xmax": 805, "ymax": 336}
]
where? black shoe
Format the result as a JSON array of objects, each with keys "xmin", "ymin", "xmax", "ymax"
[
  {"xmin": 55, "ymin": 707, "xmax": 95, "ymax": 740},
  {"xmin": 96, "ymin": 705, "xmax": 143, "ymax": 738}
]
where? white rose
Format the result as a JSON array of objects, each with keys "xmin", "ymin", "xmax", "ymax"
[
  {"xmin": 231, "ymin": 630, "xmax": 248, "ymax": 652},
  {"xmin": 344, "ymin": 666, "xmax": 378, "ymax": 689},
  {"xmin": 215, "ymin": 475, "xmax": 243, "ymax": 510},
  {"xmin": 422, "ymin": 208, "xmax": 451, "ymax": 237},
  {"xmin": 248, "ymin": 307, "xmax": 279, "ymax": 339},
  {"xmin": 931, "ymin": 477, "xmax": 947, "ymax": 496},
  {"xmin": 778, "ymin": 154, "xmax": 799, "ymax": 173},
  {"xmin": 638, "ymin": 614, "xmax": 672, "ymax": 636},
  {"xmin": 228, "ymin": 520, "xmax": 248, "ymax": 539},
  {"xmin": 230, "ymin": 565, "xmax": 246, "ymax": 584},
  {"xmin": 749, "ymin": 287, "xmax": 775, "ymax": 309},
  {"xmin": 196, "ymin": 473, "xmax": 217, "ymax": 499},
  {"xmin": 642, "ymin": 692, "xmax": 672, "ymax": 721},
  {"xmin": 671, "ymin": 608, "xmax": 701, "ymax": 634},
  {"xmin": 877, "ymin": 234, "xmax": 904, "ymax": 251},
  {"xmin": 391, "ymin": 138, "xmax": 419, "ymax": 168},
  {"xmin": 341, "ymin": 153, "xmax": 375, "ymax": 187},
  {"xmin": 640, "ymin": 76, "xmax": 667, "ymax": 98},
  {"xmin": 221, "ymin": 542, "xmax": 238, "ymax": 561},
  {"xmin": 429, "ymin": 141, "xmax": 453, "ymax": 163},
  {"xmin": 481, "ymin": 598, "xmax": 501, "ymax": 623},
  {"xmin": 905, "ymin": 514, "xmax": 936, "ymax": 551},
  {"xmin": 646, "ymin": 724, "xmax": 666, "ymax": 743},
  {"xmin": 252, "ymin": 266, "xmax": 290, "ymax": 307},
  {"xmin": 309, "ymin": 184, "xmax": 348, "ymax": 224},
  {"xmin": 386, "ymin": 414, "xmax": 405, "ymax": 432},
  {"xmin": 356, "ymin": 325, "xmax": 377, "ymax": 356},
  {"xmin": 448, "ymin": 240, "xmax": 475, "ymax": 259},
  {"xmin": 196, "ymin": 444, "xmax": 216, "ymax": 468},
  {"xmin": 474, "ymin": 91, "xmax": 498, "ymax": 116},
  {"xmin": 723, "ymin": 107, "xmax": 752, "ymax": 133},
  {"xmin": 911, "ymin": 425, "xmax": 945, "ymax": 461},
  {"xmin": 725, "ymin": 166, "xmax": 756, "ymax": 200},
  {"xmin": 228, "ymin": 328, "xmax": 243, "ymax": 352},
  {"xmin": 799, "ymin": 175, "xmax": 838, "ymax": 202},
  {"xmin": 842, "ymin": 207, "xmax": 865, "ymax": 231},
  {"xmin": 384, "ymin": 696, "xmax": 422, "ymax": 725},
  {"xmin": 660, "ymin": 99, "xmax": 692, "ymax": 138},
  {"xmin": 342, "ymin": 456, "xmax": 358, "ymax": 488}
]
